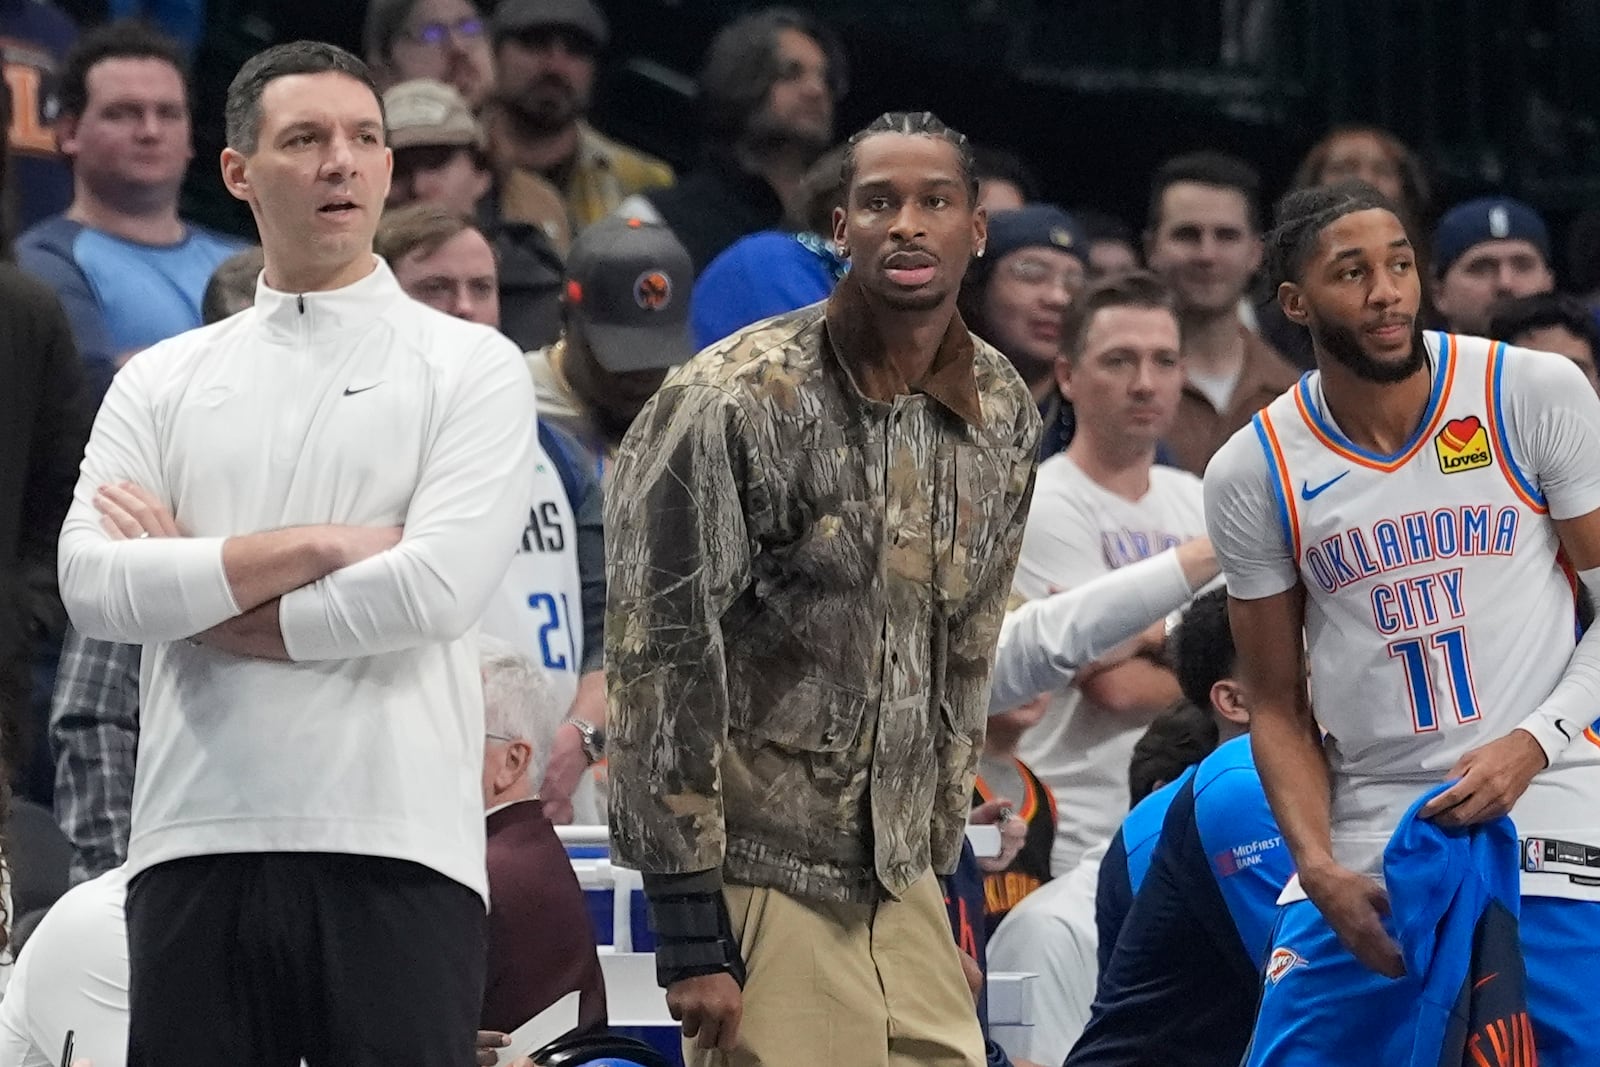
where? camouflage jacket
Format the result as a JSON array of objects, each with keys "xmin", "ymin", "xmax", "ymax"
[{"xmin": 605, "ymin": 275, "xmax": 1040, "ymax": 904}]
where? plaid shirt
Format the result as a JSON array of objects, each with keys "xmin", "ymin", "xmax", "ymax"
[{"xmin": 50, "ymin": 625, "xmax": 139, "ymax": 883}]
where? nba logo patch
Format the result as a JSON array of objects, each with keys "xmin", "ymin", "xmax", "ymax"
[
  {"xmin": 1265, "ymin": 947, "xmax": 1307, "ymax": 984},
  {"xmin": 1524, "ymin": 838, "xmax": 1545, "ymax": 872},
  {"xmin": 1434, "ymin": 416, "xmax": 1493, "ymax": 474}
]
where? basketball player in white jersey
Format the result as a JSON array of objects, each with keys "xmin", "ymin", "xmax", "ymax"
[{"xmin": 1205, "ymin": 180, "xmax": 1600, "ymax": 1066}]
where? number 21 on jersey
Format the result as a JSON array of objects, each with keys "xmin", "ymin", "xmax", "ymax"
[
  {"xmin": 1388, "ymin": 627, "xmax": 1482, "ymax": 732},
  {"xmin": 527, "ymin": 592, "xmax": 577, "ymax": 672}
]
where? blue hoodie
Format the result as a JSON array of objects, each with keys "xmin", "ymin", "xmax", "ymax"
[{"xmin": 1383, "ymin": 784, "xmax": 1535, "ymax": 1067}]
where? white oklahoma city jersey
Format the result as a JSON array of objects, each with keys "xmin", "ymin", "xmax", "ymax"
[
  {"xmin": 478, "ymin": 442, "xmax": 582, "ymax": 708},
  {"xmin": 1206, "ymin": 331, "xmax": 1600, "ymax": 900}
]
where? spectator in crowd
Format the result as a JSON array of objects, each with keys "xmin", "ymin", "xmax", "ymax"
[
  {"xmin": 57, "ymin": 40, "xmax": 537, "ymax": 1065},
  {"xmin": 385, "ymin": 78, "xmax": 496, "ymax": 217},
  {"xmin": 50, "ymin": 620, "xmax": 138, "ymax": 884},
  {"xmin": 1, "ymin": 51, "xmax": 89, "ymax": 810},
  {"xmin": 1067, "ymin": 589, "xmax": 1285, "ymax": 1067},
  {"xmin": 364, "ymin": 0, "xmax": 495, "ymax": 110},
  {"xmin": 958, "ymin": 204, "xmax": 1089, "ymax": 459},
  {"xmin": 1, "ymin": 0, "xmax": 77, "ymax": 232},
  {"xmin": 1075, "ymin": 208, "xmax": 1141, "ymax": 278},
  {"xmin": 485, "ymin": 0, "xmax": 673, "ymax": 231},
  {"xmin": 973, "ymin": 144, "xmax": 1038, "ymax": 214},
  {"xmin": 1431, "ymin": 195, "xmax": 1554, "ymax": 336},
  {"xmin": 378, "ymin": 203, "xmax": 608, "ymax": 825},
  {"xmin": 988, "ymin": 702, "xmax": 1218, "ymax": 1067},
  {"xmin": 383, "ymin": 78, "xmax": 566, "ymax": 349},
  {"xmin": 1013, "ymin": 271, "xmax": 1206, "ymax": 877},
  {"xmin": 606, "ymin": 111, "xmax": 1038, "ymax": 1066},
  {"xmin": 526, "ymin": 215, "xmax": 695, "ymax": 474},
  {"xmin": 198, "ymin": 244, "xmax": 263, "ymax": 324},
  {"xmin": 380, "ymin": 200, "xmax": 501, "ymax": 322},
  {"xmin": 974, "ymin": 694, "xmax": 1057, "ymax": 937},
  {"xmin": 1143, "ymin": 151, "xmax": 1296, "ymax": 476},
  {"xmin": 16, "ymin": 20, "xmax": 240, "ymax": 405},
  {"xmin": 1263, "ymin": 125, "xmax": 1433, "ymax": 368},
  {"xmin": 630, "ymin": 7, "xmax": 845, "ymax": 274},
  {"xmin": 689, "ymin": 143, "xmax": 848, "ymax": 350},
  {"xmin": 477, "ymin": 637, "xmax": 607, "ymax": 1035},
  {"xmin": 1489, "ymin": 290, "xmax": 1600, "ymax": 394},
  {"xmin": 1, "ymin": 250, "xmax": 89, "ymax": 806},
  {"xmin": 960, "ymin": 205, "xmax": 1089, "ymax": 401},
  {"xmin": 1291, "ymin": 124, "xmax": 1429, "ymax": 222}
]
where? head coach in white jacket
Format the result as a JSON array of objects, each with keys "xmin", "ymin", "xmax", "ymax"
[{"xmin": 55, "ymin": 39, "xmax": 537, "ymax": 1067}]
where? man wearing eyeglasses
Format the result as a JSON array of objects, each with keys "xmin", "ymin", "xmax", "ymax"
[
  {"xmin": 365, "ymin": 0, "xmax": 496, "ymax": 110},
  {"xmin": 955, "ymin": 205, "xmax": 1090, "ymax": 458},
  {"xmin": 484, "ymin": 0, "xmax": 673, "ymax": 231}
]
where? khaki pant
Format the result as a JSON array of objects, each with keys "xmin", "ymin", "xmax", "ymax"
[{"xmin": 683, "ymin": 870, "xmax": 986, "ymax": 1067}]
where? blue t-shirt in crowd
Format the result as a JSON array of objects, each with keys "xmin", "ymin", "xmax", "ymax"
[
  {"xmin": 690, "ymin": 230, "xmax": 847, "ymax": 351},
  {"xmin": 16, "ymin": 215, "xmax": 243, "ymax": 402},
  {"xmin": 1094, "ymin": 770, "xmax": 1192, "ymax": 973},
  {"xmin": 1068, "ymin": 735, "xmax": 1290, "ymax": 1067}
]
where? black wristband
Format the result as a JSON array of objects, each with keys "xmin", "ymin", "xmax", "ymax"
[{"xmin": 648, "ymin": 890, "xmax": 747, "ymax": 989}]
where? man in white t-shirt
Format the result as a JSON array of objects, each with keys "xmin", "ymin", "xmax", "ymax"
[
  {"xmin": 1013, "ymin": 270, "xmax": 1207, "ymax": 875},
  {"xmin": 55, "ymin": 41, "xmax": 535, "ymax": 1067}
]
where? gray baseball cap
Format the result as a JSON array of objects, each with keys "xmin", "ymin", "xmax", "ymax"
[
  {"xmin": 383, "ymin": 79, "xmax": 484, "ymax": 150},
  {"xmin": 566, "ymin": 217, "xmax": 695, "ymax": 373}
]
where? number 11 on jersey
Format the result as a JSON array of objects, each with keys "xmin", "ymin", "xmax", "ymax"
[{"xmin": 1388, "ymin": 626, "xmax": 1482, "ymax": 733}]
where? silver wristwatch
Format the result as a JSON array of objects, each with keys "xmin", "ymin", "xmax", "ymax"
[{"xmin": 566, "ymin": 717, "xmax": 605, "ymax": 765}]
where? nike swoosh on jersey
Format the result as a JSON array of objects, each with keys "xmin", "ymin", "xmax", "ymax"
[
  {"xmin": 343, "ymin": 383, "xmax": 383, "ymax": 396},
  {"xmin": 1300, "ymin": 471, "xmax": 1350, "ymax": 500}
]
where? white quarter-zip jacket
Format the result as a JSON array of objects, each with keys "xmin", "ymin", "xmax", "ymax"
[{"xmin": 58, "ymin": 258, "xmax": 537, "ymax": 900}]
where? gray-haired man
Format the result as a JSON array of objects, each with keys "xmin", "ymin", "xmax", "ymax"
[{"xmin": 477, "ymin": 637, "xmax": 608, "ymax": 1039}]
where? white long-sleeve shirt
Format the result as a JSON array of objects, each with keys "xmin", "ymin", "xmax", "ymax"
[
  {"xmin": 57, "ymin": 259, "xmax": 537, "ymax": 899},
  {"xmin": 988, "ymin": 547, "xmax": 1198, "ymax": 715}
]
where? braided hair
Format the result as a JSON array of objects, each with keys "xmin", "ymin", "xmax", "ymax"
[
  {"xmin": 1265, "ymin": 180, "xmax": 1404, "ymax": 289},
  {"xmin": 840, "ymin": 111, "xmax": 979, "ymax": 207}
]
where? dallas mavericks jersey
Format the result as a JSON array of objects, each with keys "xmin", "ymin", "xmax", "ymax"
[
  {"xmin": 479, "ymin": 440, "xmax": 583, "ymax": 707},
  {"xmin": 1243, "ymin": 333, "xmax": 1600, "ymax": 900}
]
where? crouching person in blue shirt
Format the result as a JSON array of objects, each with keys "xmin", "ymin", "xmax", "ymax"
[{"xmin": 1066, "ymin": 587, "xmax": 1292, "ymax": 1066}]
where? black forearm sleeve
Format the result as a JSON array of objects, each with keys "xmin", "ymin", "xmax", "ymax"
[{"xmin": 646, "ymin": 888, "xmax": 747, "ymax": 989}]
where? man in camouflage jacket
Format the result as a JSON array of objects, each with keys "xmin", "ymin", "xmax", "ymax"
[{"xmin": 606, "ymin": 112, "xmax": 1040, "ymax": 1067}]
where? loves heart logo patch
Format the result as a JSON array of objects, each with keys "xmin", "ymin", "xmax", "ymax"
[{"xmin": 1434, "ymin": 414, "xmax": 1493, "ymax": 474}]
